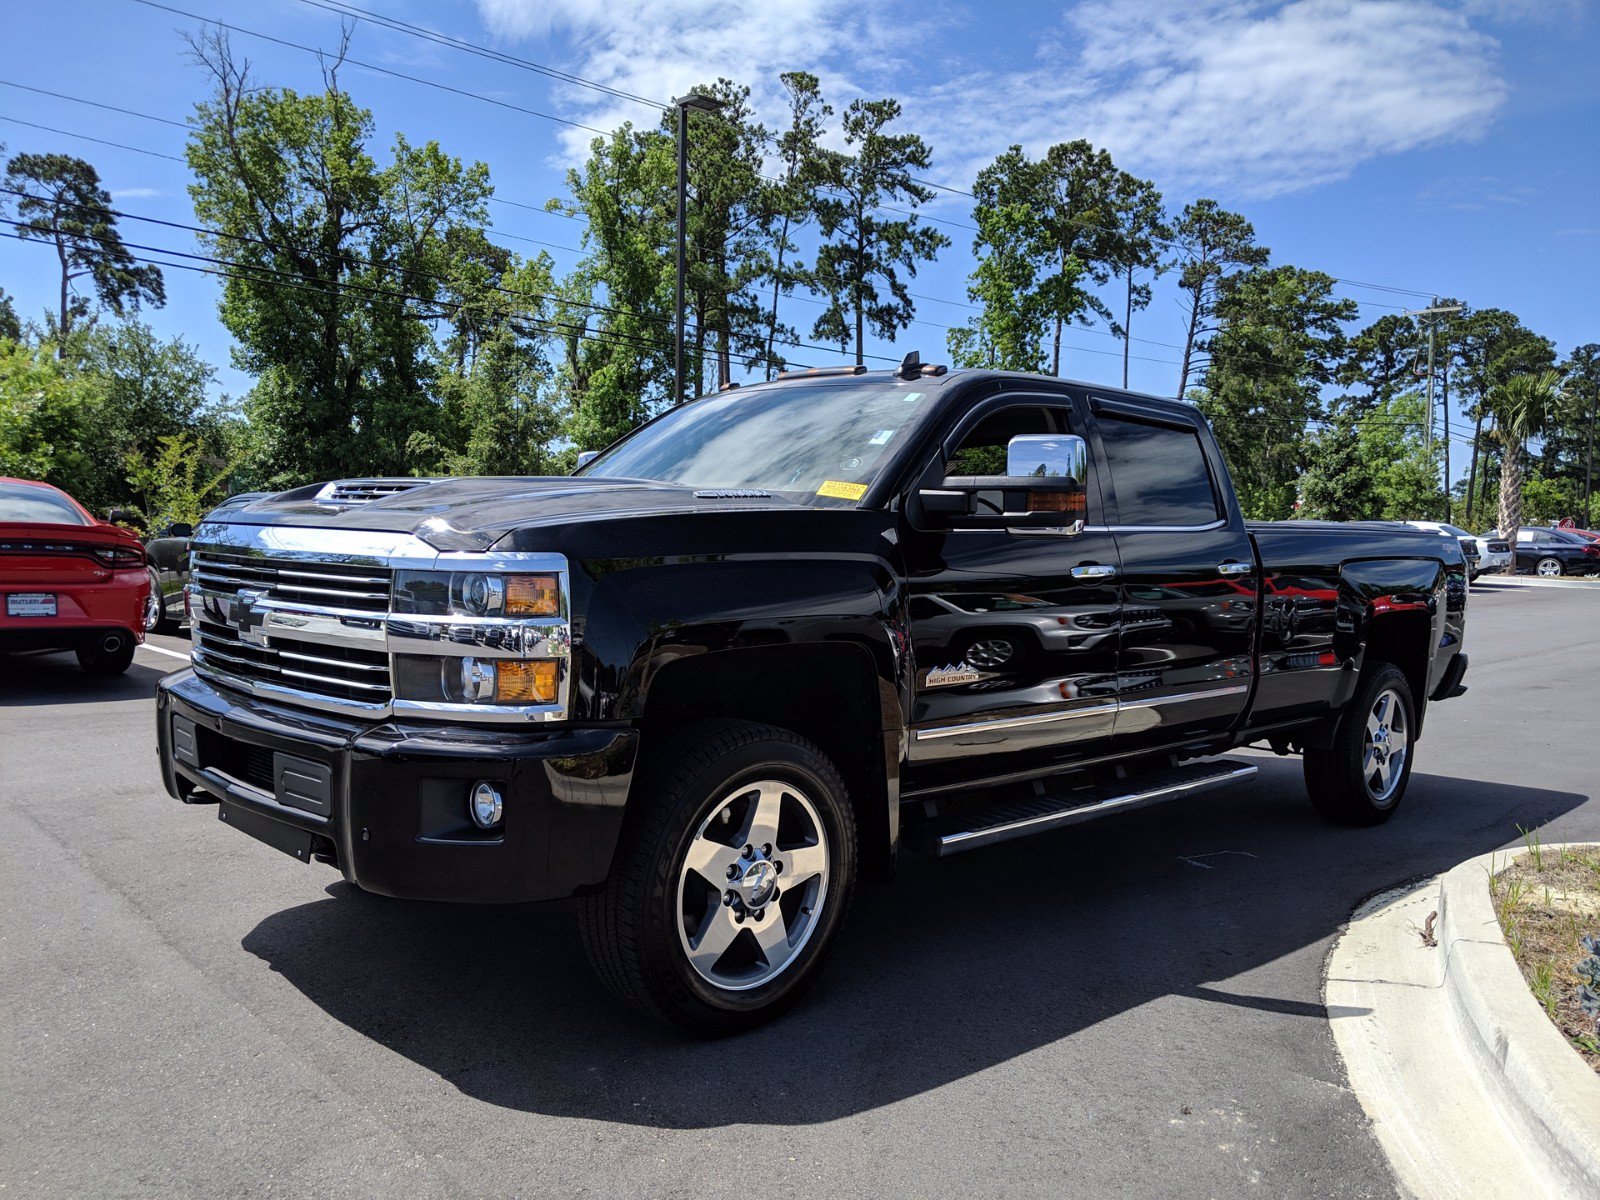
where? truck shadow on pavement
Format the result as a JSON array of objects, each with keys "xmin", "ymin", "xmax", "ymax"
[
  {"xmin": 0, "ymin": 651, "xmax": 170, "ymax": 706},
  {"xmin": 241, "ymin": 757, "xmax": 1584, "ymax": 1129}
]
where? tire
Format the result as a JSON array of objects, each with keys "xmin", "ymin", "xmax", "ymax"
[
  {"xmin": 1303, "ymin": 662, "xmax": 1415, "ymax": 826},
  {"xmin": 578, "ymin": 719, "xmax": 857, "ymax": 1035},
  {"xmin": 144, "ymin": 570, "xmax": 180, "ymax": 634},
  {"xmin": 1535, "ymin": 557, "xmax": 1564, "ymax": 578},
  {"xmin": 76, "ymin": 633, "xmax": 137, "ymax": 676}
]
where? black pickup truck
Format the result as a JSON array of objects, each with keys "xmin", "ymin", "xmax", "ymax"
[{"xmin": 156, "ymin": 363, "xmax": 1469, "ymax": 1032}]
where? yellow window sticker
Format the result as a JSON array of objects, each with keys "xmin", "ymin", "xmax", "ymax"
[{"xmin": 817, "ymin": 480, "xmax": 869, "ymax": 501}]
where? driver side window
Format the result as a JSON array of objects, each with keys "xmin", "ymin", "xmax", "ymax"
[{"xmin": 946, "ymin": 406, "xmax": 1057, "ymax": 476}]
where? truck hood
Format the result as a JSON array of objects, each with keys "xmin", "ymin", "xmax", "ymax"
[{"xmin": 205, "ymin": 476, "xmax": 809, "ymax": 552}]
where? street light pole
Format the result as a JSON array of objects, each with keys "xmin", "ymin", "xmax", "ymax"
[{"xmin": 672, "ymin": 92, "xmax": 727, "ymax": 407}]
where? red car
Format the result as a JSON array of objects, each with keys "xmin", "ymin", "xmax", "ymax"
[{"xmin": 0, "ymin": 478, "xmax": 151, "ymax": 674}]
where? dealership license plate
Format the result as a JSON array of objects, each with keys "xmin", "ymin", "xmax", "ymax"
[{"xmin": 6, "ymin": 593, "xmax": 57, "ymax": 618}]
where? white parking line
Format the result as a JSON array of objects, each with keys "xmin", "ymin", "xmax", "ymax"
[{"xmin": 138, "ymin": 642, "xmax": 192, "ymax": 662}]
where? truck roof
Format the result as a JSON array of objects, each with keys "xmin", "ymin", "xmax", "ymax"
[{"xmin": 760, "ymin": 364, "xmax": 1201, "ymax": 422}]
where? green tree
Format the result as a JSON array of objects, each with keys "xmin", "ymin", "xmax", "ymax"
[
  {"xmin": 1036, "ymin": 140, "xmax": 1120, "ymax": 377},
  {"xmin": 0, "ymin": 339, "xmax": 98, "ymax": 487},
  {"xmin": 947, "ymin": 147, "xmax": 1049, "ymax": 371},
  {"xmin": 1107, "ymin": 169, "xmax": 1168, "ymax": 388},
  {"xmin": 552, "ymin": 122, "xmax": 676, "ymax": 450},
  {"xmin": 186, "ymin": 30, "xmax": 494, "ymax": 482},
  {"xmin": 762, "ymin": 71, "xmax": 832, "ymax": 379},
  {"xmin": 1558, "ymin": 344, "xmax": 1599, "ymax": 525},
  {"xmin": 0, "ymin": 287, "xmax": 20, "ymax": 342},
  {"xmin": 411, "ymin": 253, "xmax": 566, "ymax": 476},
  {"xmin": 124, "ymin": 432, "xmax": 240, "ymax": 531},
  {"xmin": 1450, "ymin": 309, "xmax": 1555, "ymax": 525},
  {"xmin": 1491, "ymin": 369, "xmax": 1564, "ymax": 547},
  {"xmin": 1297, "ymin": 410, "xmax": 1379, "ymax": 520},
  {"xmin": 4, "ymin": 152, "xmax": 165, "ymax": 351},
  {"xmin": 1197, "ymin": 265, "xmax": 1356, "ymax": 519},
  {"xmin": 1170, "ymin": 199, "xmax": 1270, "ymax": 398},
  {"xmin": 812, "ymin": 98, "xmax": 949, "ymax": 365},
  {"xmin": 663, "ymin": 80, "xmax": 781, "ymax": 391}
]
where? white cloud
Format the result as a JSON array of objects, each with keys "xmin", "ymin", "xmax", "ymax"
[
  {"xmin": 922, "ymin": 0, "xmax": 1510, "ymax": 199},
  {"xmin": 475, "ymin": 0, "xmax": 1514, "ymax": 199},
  {"xmin": 474, "ymin": 0, "xmax": 887, "ymax": 158},
  {"xmin": 110, "ymin": 187, "xmax": 164, "ymax": 200}
]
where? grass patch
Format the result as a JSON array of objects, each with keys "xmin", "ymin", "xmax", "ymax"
[{"xmin": 1493, "ymin": 841, "xmax": 1600, "ymax": 1072}]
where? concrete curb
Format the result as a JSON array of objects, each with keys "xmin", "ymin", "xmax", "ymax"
[
  {"xmin": 1480, "ymin": 575, "xmax": 1600, "ymax": 590},
  {"xmin": 1439, "ymin": 847, "xmax": 1600, "ymax": 1195}
]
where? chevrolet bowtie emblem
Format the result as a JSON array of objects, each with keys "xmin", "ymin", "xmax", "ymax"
[{"xmin": 231, "ymin": 588, "xmax": 270, "ymax": 645}]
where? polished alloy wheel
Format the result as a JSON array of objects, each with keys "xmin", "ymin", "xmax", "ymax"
[
  {"xmin": 675, "ymin": 779, "xmax": 830, "ymax": 991},
  {"xmin": 144, "ymin": 571, "xmax": 163, "ymax": 631},
  {"xmin": 963, "ymin": 637, "xmax": 1016, "ymax": 669},
  {"xmin": 1362, "ymin": 688, "xmax": 1409, "ymax": 804},
  {"xmin": 1536, "ymin": 557, "xmax": 1563, "ymax": 578}
]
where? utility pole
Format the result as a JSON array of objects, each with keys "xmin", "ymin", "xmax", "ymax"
[
  {"xmin": 1424, "ymin": 300, "xmax": 1437, "ymax": 455},
  {"xmin": 672, "ymin": 92, "xmax": 727, "ymax": 407},
  {"xmin": 1405, "ymin": 301, "xmax": 1465, "ymax": 514}
]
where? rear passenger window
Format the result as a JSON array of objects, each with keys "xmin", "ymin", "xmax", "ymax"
[{"xmin": 1098, "ymin": 415, "xmax": 1219, "ymax": 526}]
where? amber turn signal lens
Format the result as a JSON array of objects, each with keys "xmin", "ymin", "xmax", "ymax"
[
  {"xmin": 493, "ymin": 660, "xmax": 559, "ymax": 704},
  {"xmin": 1028, "ymin": 491, "xmax": 1086, "ymax": 515},
  {"xmin": 504, "ymin": 574, "xmax": 560, "ymax": 616}
]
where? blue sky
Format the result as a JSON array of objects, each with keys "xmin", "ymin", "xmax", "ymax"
[{"xmin": 1, "ymin": 0, "xmax": 1596, "ymax": 476}]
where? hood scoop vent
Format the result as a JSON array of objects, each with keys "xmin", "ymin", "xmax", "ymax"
[
  {"xmin": 693, "ymin": 488, "xmax": 772, "ymax": 499},
  {"xmin": 314, "ymin": 478, "xmax": 435, "ymax": 507}
]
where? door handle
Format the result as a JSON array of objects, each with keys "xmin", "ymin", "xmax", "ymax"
[
  {"xmin": 1218, "ymin": 561, "xmax": 1253, "ymax": 576},
  {"xmin": 1071, "ymin": 564, "xmax": 1118, "ymax": 580}
]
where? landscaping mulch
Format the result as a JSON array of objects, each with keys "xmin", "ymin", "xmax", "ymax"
[{"xmin": 1492, "ymin": 842, "xmax": 1600, "ymax": 1071}]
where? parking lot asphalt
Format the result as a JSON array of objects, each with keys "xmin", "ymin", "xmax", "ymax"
[{"xmin": 2, "ymin": 580, "xmax": 1596, "ymax": 1198}]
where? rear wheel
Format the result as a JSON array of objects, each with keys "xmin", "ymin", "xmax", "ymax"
[
  {"xmin": 144, "ymin": 570, "xmax": 179, "ymax": 634},
  {"xmin": 578, "ymin": 720, "xmax": 856, "ymax": 1034},
  {"xmin": 1303, "ymin": 662, "xmax": 1415, "ymax": 825},
  {"xmin": 1536, "ymin": 557, "xmax": 1564, "ymax": 577},
  {"xmin": 76, "ymin": 633, "xmax": 136, "ymax": 675}
]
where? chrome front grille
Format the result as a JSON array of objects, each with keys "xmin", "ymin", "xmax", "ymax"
[
  {"xmin": 193, "ymin": 618, "xmax": 393, "ymax": 705},
  {"xmin": 187, "ymin": 525, "xmax": 571, "ymax": 722},
  {"xmin": 192, "ymin": 551, "xmax": 392, "ymax": 612}
]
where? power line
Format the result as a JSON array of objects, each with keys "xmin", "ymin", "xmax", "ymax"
[
  {"xmin": 5, "ymin": 84, "xmax": 1442, "ymax": 380},
  {"xmin": 290, "ymin": 0, "xmax": 662, "ymax": 109},
  {"xmin": 268, "ymin": 0, "xmax": 1440, "ymax": 298},
  {"xmin": 0, "ymin": 115, "xmax": 186, "ymax": 162},
  {"xmin": 7, "ymin": 80, "xmax": 1424, "ymax": 329},
  {"xmin": 0, "ymin": 80, "xmax": 190, "ymax": 129},
  {"xmin": 129, "ymin": 0, "xmax": 611, "ymax": 136}
]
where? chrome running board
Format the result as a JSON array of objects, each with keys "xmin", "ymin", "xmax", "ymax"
[{"xmin": 903, "ymin": 759, "xmax": 1258, "ymax": 857}]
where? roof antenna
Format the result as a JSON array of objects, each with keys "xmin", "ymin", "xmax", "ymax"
[{"xmin": 898, "ymin": 350, "xmax": 922, "ymax": 380}]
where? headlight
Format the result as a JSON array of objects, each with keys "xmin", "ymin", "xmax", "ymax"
[{"xmin": 395, "ymin": 570, "xmax": 561, "ymax": 618}]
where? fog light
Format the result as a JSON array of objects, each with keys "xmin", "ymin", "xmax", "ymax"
[{"xmin": 470, "ymin": 780, "xmax": 503, "ymax": 829}]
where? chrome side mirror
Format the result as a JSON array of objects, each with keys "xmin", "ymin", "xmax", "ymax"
[
  {"xmin": 575, "ymin": 450, "xmax": 601, "ymax": 471},
  {"xmin": 918, "ymin": 433, "xmax": 1089, "ymax": 531},
  {"xmin": 1006, "ymin": 434, "xmax": 1086, "ymax": 483}
]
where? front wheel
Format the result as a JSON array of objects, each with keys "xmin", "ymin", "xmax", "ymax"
[
  {"xmin": 1303, "ymin": 662, "xmax": 1415, "ymax": 825},
  {"xmin": 1535, "ymin": 557, "xmax": 1564, "ymax": 578},
  {"xmin": 578, "ymin": 720, "xmax": 857, "ymax": 1034}
]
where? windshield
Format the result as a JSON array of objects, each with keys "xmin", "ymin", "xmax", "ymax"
[
  {"xmin": 1437, "ymin": 523, "xmax": 1472, "ymax": 538},
  {"xmin": 580, "ymin": 380, "xmax": 934, "ymax": 505},
  {"xmin": 0, "ymin": 483, "xmax": 90, "ymax": 524}
]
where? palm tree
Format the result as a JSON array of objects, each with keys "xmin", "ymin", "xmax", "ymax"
[{"xmin": 1491, "ymin": 369, "xmax": 1564, "ymax": 546}]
